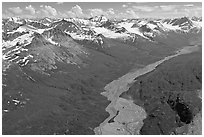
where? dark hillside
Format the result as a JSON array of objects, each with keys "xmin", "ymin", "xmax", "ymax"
[
  {"xmin": 120, "ymin": 48, "xmax": 202, "ymax": 135},
  {"xmin": 2, "ymin": 14, "xmax": 202, "ymax": 135}
]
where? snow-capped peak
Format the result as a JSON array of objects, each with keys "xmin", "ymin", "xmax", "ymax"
[
  {"xmin": 8, "ymin": 17, "xmax": 23, "ymax": 24},
  {"xmin": 89, "ymin": 15, "xmax": 108, "ymax": 23}
]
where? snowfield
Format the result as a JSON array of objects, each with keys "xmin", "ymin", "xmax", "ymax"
[{"xmin": 92, "ymin": 27, "xmax": 130, "ymax": 39}]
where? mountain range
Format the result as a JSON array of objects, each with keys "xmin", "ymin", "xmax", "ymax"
[
  {"xmin": 2, "ymin": 15, "xmax": 202, "ymax": 135},
  {"xmin": 2, "ymin": 16, "xmax": 202, "ymax": 72}
]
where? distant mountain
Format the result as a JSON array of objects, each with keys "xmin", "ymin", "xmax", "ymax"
[
  {"xmin": 191, "ymin": 16, "xmax": 202, "ymax": 21},
  {"xmin": 2, "ymin": 16, "xmax": 202, "ymax": 71},
  {"xmin": 39, "ymin": 17, "xmax": 53, "ymax": 26},
  {"xmin": 50, "ymin": 19, "xmax": 83, "ymax": 33},
  {"xmin": 89, "ymin": 15, "xmax": 108, "ymax": 23},
  {"xmin": 3, "ymin": 16, "xmax": 202, "ymax": 41},
  {"xmin": 2, "ymin": 25, "xmax": 88, "ymax": 74}
]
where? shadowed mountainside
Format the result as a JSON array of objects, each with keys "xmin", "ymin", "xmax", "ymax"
[{"xmin": 120, "ymin": 47, "xmax": 202, "ymax": 135}]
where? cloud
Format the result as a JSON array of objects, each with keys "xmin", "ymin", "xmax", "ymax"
[
  {"xmin": 181, "ymin": 7, "xmax": 202, "ymax": 17},
  {"xmin": 88, "ymin": 8, "xmax": 104, "ymax": 17},
  {"xmin": 115, "ymin": 9, "xmax": 139, "ymax": 19},
  {"xmin": 65, "ymin": 5, "xmax": 86, "ymax": 18},
  {"xmin": 44, "ymin": 5, "xmax": 57, "ymax": 16},
  {"xmin": 3, "ymin": 10, "xmax": 14, "ymax": 18},
  {"xmin": 66, "ymin": 11, "xmax": 76, "ymax": 18},
  {"xmin": 39, "ymin": 5, "xmax": 57, "ymax": 17},
  {"xmin": 132, "ymin": 6, "xmax": 156, "ymax": 12},
  {"xmin": 8, "ymin": 7, "xmax": 23, "ymax": 14},
  {"xmin": 25, "ymin": 5, "xmax": 35, "ymax": 15},
  {"xmin": 3, "ymin": 3, "xmax": 202, "ymax": 19},
  {"xmin": 71, "ymin": 5, "xmax": 84, "ymax": 17},
  {"xmin": 122, "ymin": 4, "xmax": 128, "ymax": 8},
  {"xmin": 58, "ymin": 11, "xmax": 68, "ymax": 18},
  {"xmin": 126, "ymin": 9, "xmax": 139, "ymax": 18},
  {"xmin": 107, "ymin": 8, "xmax": 115, "ymax": 15},
  {"xmin": 158, "ymin": 4, "xmax": 201, "ymax": 17},
  {"xmin": 57, "ymin": 2, "xmax": 64, "ymax": 4},
  {"xmin": 160, "ymin": 5, "xmax": 177, "ymax": 11},
  {"xmin": 184, "ymin": 4, "xmax": 194, "ymax": 7},
  {"xmin": 154, "ymin": 5, "xmax": 202, "ymax": 18}
]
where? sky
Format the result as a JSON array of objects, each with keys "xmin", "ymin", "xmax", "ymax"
[{"xmin": 2, "ymin": 2, "xmax": 202, "ymax": 19}]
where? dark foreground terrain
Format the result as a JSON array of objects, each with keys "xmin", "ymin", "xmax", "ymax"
[
  {"xmin": 2, "ymin": 38, "xmax": 178, "ymax": 135},
  {"xmin": 120, "ymin": 47, "xmax": 202, "ymax": 134},
  {"xmin": 2, "ymin": 15, "xmax": 202, "ymax": 134}
]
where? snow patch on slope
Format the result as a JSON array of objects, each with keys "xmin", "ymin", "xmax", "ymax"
[
  {"xmin": 7, "ymin": 25, "xmax": 45, "ymax": 34},
  {"xmin": 147, "ymin": 23, "xmax": 157, "ymax": 30},
  {"xmin": 47, "ymin": 36, "xmax": 58, "ymax": 45},
  {"xmin": 191, "ymin": 20, "xmax": 202, "ymax": 28},
  {"xmin": 161, "ymin": 22, "xmax": 182, "ymax": 31},
  {"xmin": 3, "ymin": 32, "xmax": 34, "ymax": 50},
  {"xmin": 118, "ymin": 22, "xmax": 147, "ymax": 38},
  {"xmin": 92, "ymin": 27, "xmax": 129, "ymax": 39}
]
